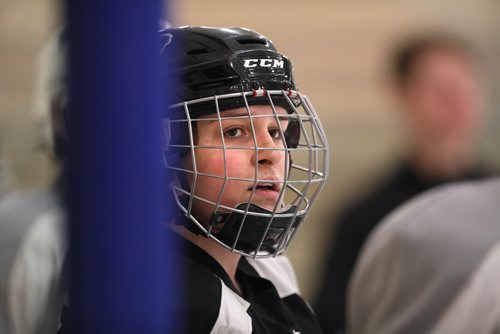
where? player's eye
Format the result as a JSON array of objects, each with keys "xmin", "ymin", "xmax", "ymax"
[
  {"xmin": 224, "ymin": 127, "xmax": 243, "ymax": 138},
  {"xmin": 269, "ymin": 128, "xmax": 282, "ymax": 139}
]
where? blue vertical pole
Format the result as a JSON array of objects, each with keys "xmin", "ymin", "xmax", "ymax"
[{"xmin": 66, "ymin": 1, "xmax": 177, "ymax": 332}]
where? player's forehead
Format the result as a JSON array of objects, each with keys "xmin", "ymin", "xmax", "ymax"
[{"xmin": 203, "ymin": 105, "xmax": 288, "ymax": 119}]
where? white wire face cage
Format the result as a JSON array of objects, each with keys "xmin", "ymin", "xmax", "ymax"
[{"xmin": 163, "ymin": 89, "xmax": 329, "ymax": 258}]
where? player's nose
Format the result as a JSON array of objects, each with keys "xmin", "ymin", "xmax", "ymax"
[{"xmin": 253, "ymin": 129, "xmax": 284, "ymax": 166}]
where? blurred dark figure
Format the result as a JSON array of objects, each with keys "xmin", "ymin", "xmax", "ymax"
[{"xmin": 313, "ymin": 33, "xmax": 492, "ymax": 334}]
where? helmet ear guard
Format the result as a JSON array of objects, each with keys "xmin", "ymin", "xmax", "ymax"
[{"xmin": 161, "ymin": 26, "xmax": 329, "ymax": 258}]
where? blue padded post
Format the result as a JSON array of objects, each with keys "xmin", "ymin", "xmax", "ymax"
[{"xmin": 66, "ymin": 1, "xmax": 179, "ymax": 332}]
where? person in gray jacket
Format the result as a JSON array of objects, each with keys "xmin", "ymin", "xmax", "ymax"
[
  {"xmin": 432, "ymin": 239, "xmax": 500, "ymax": 334},
  {"xmin": 348, "ymin": 178, "xmax": 500, "ymax": 334}
]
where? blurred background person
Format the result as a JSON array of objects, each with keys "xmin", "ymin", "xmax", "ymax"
[
  {"xmin": 0, "ymin": 30, "xmax": 67, "ymax": 333},
  {"xmin": 313, "ymin": 32, "xmax": 493, "ymax": 334},
  {"xmin": 348, "ymin": 177, "xmax": 500, "ymax": 334}
]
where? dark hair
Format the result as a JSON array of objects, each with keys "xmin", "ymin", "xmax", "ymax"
[{"xmin": 391, "ymin": 33, "xmax": 477, "ymax": 85}]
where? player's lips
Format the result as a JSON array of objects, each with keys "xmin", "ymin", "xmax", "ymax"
[{"xmin": 248, "ymin": 176, "xmax": 282, "ymax": 200}]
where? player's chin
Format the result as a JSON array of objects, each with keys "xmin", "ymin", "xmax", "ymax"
[{"xmin": 251, "ymin": 197, "xmax": 283, "ymax": 212}]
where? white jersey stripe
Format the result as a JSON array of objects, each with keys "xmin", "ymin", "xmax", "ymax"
[
  {"xmin": 210, "ymin": 280, "xmax": 252, "ymax": 334},
  {"xmin": 246, "ymin": 255, "xmax": 300, "ymax": 298}
]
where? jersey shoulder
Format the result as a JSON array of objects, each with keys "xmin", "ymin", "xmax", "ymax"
[{"xmin": 245, "ymin": 255, "xmax": 300, "ymax": 298}]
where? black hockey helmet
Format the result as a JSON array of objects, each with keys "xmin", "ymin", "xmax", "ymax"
[{"xmin": 160, "ymin": 26, "xmax": 296, "ymax": 109}]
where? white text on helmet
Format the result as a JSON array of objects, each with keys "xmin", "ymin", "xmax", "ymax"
[{"xmin": 243, "ymin": 59, "xmax": 284, "ymax": 69}]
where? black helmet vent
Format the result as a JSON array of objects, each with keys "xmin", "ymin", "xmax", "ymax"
[{"xmin": 237, "ymin": 38, "xmax": 267, "ymax": 46}]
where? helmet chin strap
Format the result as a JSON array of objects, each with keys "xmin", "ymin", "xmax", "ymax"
[
  {"xmin": 208, "ymin": 203, "xmax": 304, "ymax": 254},
  {"xmin": 177, "ymin": 202, "xmax": 303, "ymax": 254}
]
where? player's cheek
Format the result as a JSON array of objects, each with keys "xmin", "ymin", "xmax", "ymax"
[
  {"xmin": 195, "ymin": 148, "xmax": 224, "ymax": 174},
  {"xmin": 222, "ymin": 154, "xmax": 249, "ymax": 199},
  {"xmin": 228, "ymin": 150, "xmax": 252, "ymax": 171}
]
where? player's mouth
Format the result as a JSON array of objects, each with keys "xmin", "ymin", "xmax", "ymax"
[{"xmin": 248, "ymin": 178, "xmax": 282, "ymax": 201}]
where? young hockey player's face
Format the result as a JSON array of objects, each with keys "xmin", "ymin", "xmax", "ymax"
[{"xmin": 184, "ymin": 105, "xmax": 289, "ymax": 224}]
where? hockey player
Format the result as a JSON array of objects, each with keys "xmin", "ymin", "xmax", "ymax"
[
  {"xmin": 59, "ymin": 26, "xmax": 329, "ymax": 333},
  {"xmin": 160, "ymin": 26, "xmax": 329, "ymax": 333}
]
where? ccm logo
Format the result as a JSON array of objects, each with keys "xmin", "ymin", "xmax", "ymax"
[{"xmin": 243, "ymin": 58, "xmax": 284, "ymax": 68}]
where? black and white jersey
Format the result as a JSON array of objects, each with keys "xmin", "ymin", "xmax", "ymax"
[
  {"xmin": 57, "ymin": 233, "xmax": 321, "ymax": 334},
  {"xmin": 178, "ymin": 235, "xmax": 322, "ymax": 334}
]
